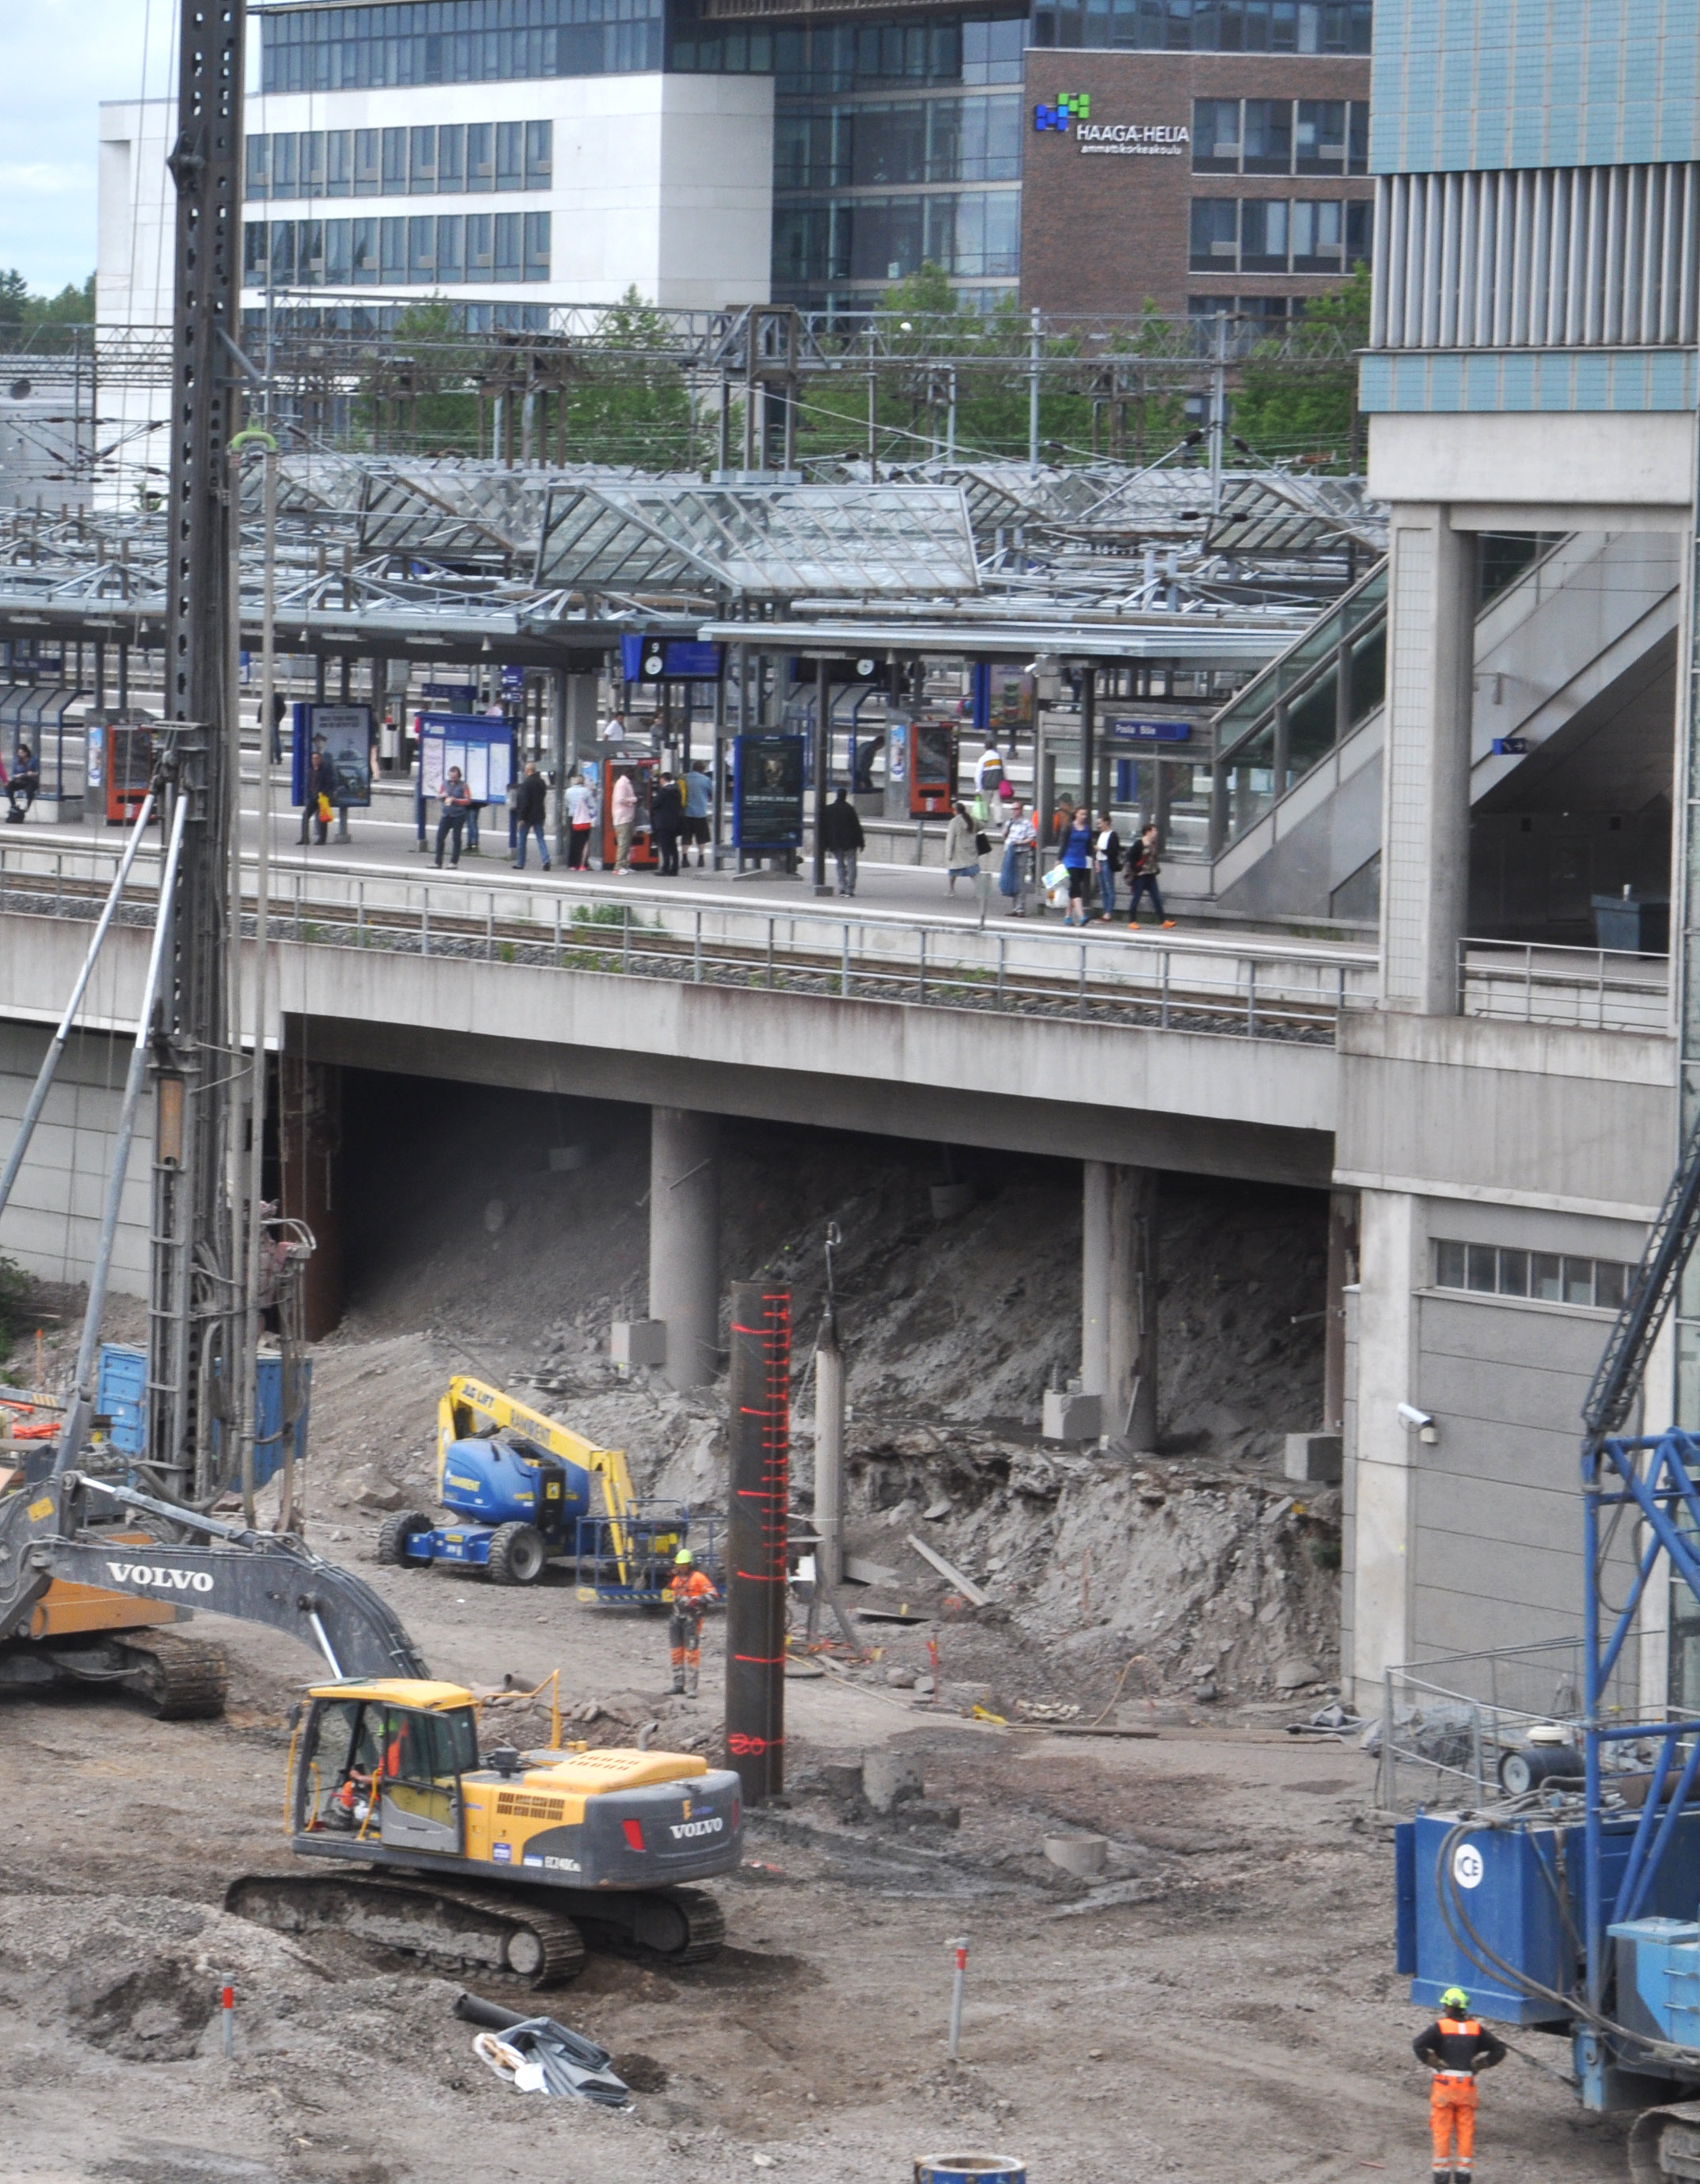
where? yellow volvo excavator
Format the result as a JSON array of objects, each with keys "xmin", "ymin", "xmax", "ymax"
[{"xmin": 0, "ymin": 1470, "xmax": 738, "ymax": 1985}]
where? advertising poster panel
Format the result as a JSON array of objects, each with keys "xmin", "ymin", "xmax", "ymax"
[{"xmin": 733, "ymin": 734, "xmax": 805, "ymax": 850}]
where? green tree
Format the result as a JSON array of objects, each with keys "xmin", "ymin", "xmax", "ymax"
[{"xmin": 1230, "ymin": 267, "xmax": 1370, "ymax": 470}]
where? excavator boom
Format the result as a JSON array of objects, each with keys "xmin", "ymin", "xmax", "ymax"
[{"xmin": 0, "ymin": 1475, "xmax": 427, "ymax": 1681}]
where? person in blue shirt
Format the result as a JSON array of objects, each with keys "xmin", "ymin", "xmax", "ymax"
[
  {"xmin": 1060, "ymin": 807, "xmax": 1094, "ymax": 926},
  {"xmin": 681, "ymin": 762, "xmax": 712, "ymax": 867}
]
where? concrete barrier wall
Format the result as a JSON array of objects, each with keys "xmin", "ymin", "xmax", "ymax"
[{"xmin": 0, "ymin": 1018, "xmax": 153, "ymax": 1298}]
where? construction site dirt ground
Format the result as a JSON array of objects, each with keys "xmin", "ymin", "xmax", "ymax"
[
  {"xmin": 0, "ymin": 1102, "xmax": 1626, "ymax": 2180},
  {"xmin": 0, "ymin": 1583, "xmax": 1626, "ymax": 2184}
]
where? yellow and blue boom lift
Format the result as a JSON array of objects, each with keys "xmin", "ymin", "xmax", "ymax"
[{"xmin": 375, "ymin": 1377, "xmax": 716, "ymax": 1602}]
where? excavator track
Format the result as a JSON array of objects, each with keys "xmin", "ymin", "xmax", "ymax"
[
  {"xmin": 113, "ymin": 1631, "xmax": 229, "ymax": 1720},
  {"xmin": 571, "ymin": 1884, "xmax": 727, "ymax": 1967},
  {"xmin": 224, "ymin": 1872, "xmax": 588, "ymax": 1987}
]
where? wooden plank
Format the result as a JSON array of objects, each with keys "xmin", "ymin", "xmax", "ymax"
[
  {"xmin": 1045, "ymin": 1723, "xmax": 1159, "ymax": 1739},
  {"xmin": 905, "ymin": 1532, "xmax": 991, "ymax": 1607}
]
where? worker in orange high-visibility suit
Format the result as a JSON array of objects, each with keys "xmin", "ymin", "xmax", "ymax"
[
  {"xmin": 1413, "ymin": 1987, "xmax": 1506, "ymax": 2182},
  {"xmin": 666, "ymin": 1549, "xmax": 718, "ymax": 1697},
  {"xmin": 332, "ymin": 1716, "xmax": 410, "ymax": 1827}
]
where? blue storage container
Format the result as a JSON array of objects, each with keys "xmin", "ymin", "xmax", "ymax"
[
  {"xmin": 1405, "ymin": 1807, "xmax": 1700, "ymax": 2025},
  {"xmin": 98, "ymin": 1341, "xmax": 309, "ymax": 1488},
  {"xmin": 95, "ymin": 1343, "xmax": 149, "ymax": 1457}
]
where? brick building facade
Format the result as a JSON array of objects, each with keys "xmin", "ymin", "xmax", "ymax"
[{"xmin": 1019, "ymin": 48, "xmax": 1373, "ymax": 317}]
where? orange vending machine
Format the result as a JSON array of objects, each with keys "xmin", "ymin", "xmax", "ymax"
[
  {"xmin": 908, "ymin": 719, "xmax": 957, "ymax": 817},
  {"xmin": 598, "ymin": 754, "xmax": 659, "ymax": 870},
  {"xmin": 106, "ymin": 725, "xmax": 154, "ymax": 825}
]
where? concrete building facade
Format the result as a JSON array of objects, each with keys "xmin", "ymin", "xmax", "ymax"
[{"xmin": 1341, "ymin": 0, "xmax": 1700, "ymax": 1712}]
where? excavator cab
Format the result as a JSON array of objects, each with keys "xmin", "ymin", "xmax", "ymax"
[{"xmin": 293, "ymin": 1679, "xmax": 478, "ymax": 1856}]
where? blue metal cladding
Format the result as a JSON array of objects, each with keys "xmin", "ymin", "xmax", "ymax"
[
  {"xmin": 1359, "ymin": 348, "xmax": 1700, "ymax": 411},
  {"xmin": 1372, "ymin": 0, "xmax": 1700, "ymax": 174}
]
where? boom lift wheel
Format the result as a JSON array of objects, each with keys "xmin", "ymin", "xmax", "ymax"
[
  {"xmin": 376, "ymin": 1511, "xmax": 433, "ymax": 1568},
  {"xmin": 488, "ymin": 1522, "xmax": 547, "ymax": 1586}
]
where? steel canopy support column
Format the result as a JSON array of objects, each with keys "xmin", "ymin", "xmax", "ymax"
[
  {"xmin": 812, "ymin": 659, "xmax": 829, "ymax": 895},
  {"xmin": 1380, "ymin": 509, "xmax": 1474, "ymax": 1014},
  {"xmin": 724, "ymin": 1279, "xmax": 790, "ymax": 1806},
  {"xmin": 649, "ymin": 1107, "xmax": 719, "ymax": 1393}
]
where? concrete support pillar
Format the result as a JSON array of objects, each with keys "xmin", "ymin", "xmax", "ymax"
[
  {"xmin": 1381, "ymin": 508, "xmax": 1475, "ymax": 1014},
  {"xmin": 648, "ymin": 1107, "xmax": 719, "ymax": 1391},
  {"xmin": 1344, "ymin": 1188, "xmax": 1425, "ymax": 1712},
  {"xmin": 564, "ymin": 671, "xmax": 598, "ymax": 771},
  {"xmin": 1082, "ymin": 1161, "xmax": 1159, "ymax": 1447},
  {"xmin": 1323, "ymin": 1187, "xmax": 1360, "ymax": 1431},
  {"xmin": 812, "ymin": 1314, "xmax": 844, "ymax": 1588}
]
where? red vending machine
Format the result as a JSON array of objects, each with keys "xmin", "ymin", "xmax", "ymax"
[
  {"xmin": 908, "ymin": 719, "xmax": 958, "ymax": 817},
  {"xmin": 107, "ymin": 726, "xmax": 154, "ymax": 825},
  {"xmin": 598, "ymin": 755, "xmax": 659, "ymax": 870}
]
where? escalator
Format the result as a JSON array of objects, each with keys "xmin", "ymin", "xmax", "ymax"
[{"xmin": 1198, "ymin": 530, "xmax": 1681, "ymax": 933}]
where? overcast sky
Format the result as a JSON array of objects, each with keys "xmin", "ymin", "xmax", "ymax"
[{"xmin": 0, "ymin": 0, "xmax": 179, "ymax": 298}]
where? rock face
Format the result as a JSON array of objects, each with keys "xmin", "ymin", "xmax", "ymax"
[{"xmin": 300, "ymin": 1092, "xmax": 1340, "ymax": 1700}]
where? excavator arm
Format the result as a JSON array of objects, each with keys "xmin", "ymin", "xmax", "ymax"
[{"xmin": 0, "ymin": 1474, "xmax": 427, "ymax": 1681}]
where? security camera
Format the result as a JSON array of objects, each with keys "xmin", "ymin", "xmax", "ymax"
[{"xmin": 1397, "ymin": 1402, "xmax": 1433, "ymax": 1429}]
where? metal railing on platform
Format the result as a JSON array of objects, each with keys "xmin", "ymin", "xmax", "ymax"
[
  {"xmin": 1459, "ymin": 938, "xmax": 1670, "ymax": 1035},
  {"xmin": 0, "ymin": 837, "xmax": 1377, "ymax": 1045}
]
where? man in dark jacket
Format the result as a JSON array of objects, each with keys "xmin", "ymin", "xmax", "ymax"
[
  {"xmin": 6, "ymin": 741, "xmax": 39, "ymax": 823},
  {"xmin": 1414, "ymin": 1987, "xmax": 1505, "ymax": 2182},
  {"xmin": 298, "ymin": 740, "xmax": 336, "ymax": 846},
  {"xmin": 651, "ymin": 772, "xmax": 684, "ymax": 876},
  {"xmin": 820, "ymin": 787, "xmax": 866, "ymax": 896},
  {"xmin": 511, "ymin": 760, "xmax": 551, "ymax": 870}
]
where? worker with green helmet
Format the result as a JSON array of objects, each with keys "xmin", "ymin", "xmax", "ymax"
[
  {"xmin": 1414, "ymin": 1986, "xmax": 1505, "ymax": 2182},
  {"xmin": 666, "ymin": 1546, "xmax": 717, "ymax": 1697}
]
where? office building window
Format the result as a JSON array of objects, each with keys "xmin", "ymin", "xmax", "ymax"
[
  {"xmin": 261, "ymin": 1, "xmax": 663, "ymax": 91},
  {"xmin": 247, "ymin": 122, "xmax": 552, "ymax": 201},
  {"xmin": 1432, "ymin": 1239, "xmax": 1631, "ymax": 1311},
  {"xmin": 244, "ymin": 213, "xmax": 550, "ymax": 286},
  {"xmin": 1188, "ymin": 195, "xmax": 1369, "ymax": 272},
  {"xmin": 1192, "ymin": 99, "xmax": 1367, "ymax": 176},
  {"xmin": 1032, "ymin": 0, "xmax": 1371, "ymax": 51}
]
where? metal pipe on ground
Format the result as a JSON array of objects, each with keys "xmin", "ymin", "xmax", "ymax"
[{"xmin": 724, "ymin": 1277, "xmax": 791, "ymax": 1805}]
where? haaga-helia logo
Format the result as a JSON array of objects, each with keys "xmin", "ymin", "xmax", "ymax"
[{"xmin": 1034, "ymin": 93, "xmax": 1089, "ymax": 131}]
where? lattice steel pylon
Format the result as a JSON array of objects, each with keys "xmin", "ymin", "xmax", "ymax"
[{"xmin": 146, "ymin": 0, "xmax": 245, "ymax": 1500}]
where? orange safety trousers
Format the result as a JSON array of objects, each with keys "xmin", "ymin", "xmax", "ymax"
[
  {"xmin": 1430, "ymin": 2075, "xmax": 1477, "ymax": 2172},
  {"xmin": 670, "ymin": 1611, "xmax": 703, "ymax": 1670}
]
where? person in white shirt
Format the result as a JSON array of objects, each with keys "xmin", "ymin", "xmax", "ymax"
[
  {"xmin": 564, "ymin": 772, "xmax": 596, "ymax": 870},
  {"xmin": 974, "ymin": 742, "xmax": 1005, "ymax": 799},
  {"xmin": 998, "ymin": 801, "xmax": 1036, "ymax": 916},
  {"xmin": 1093, "ymin": 817, "xmax": 1123, "ymax": 923},
  {"xmin": 600, "ymin": 712, "xmax": 626, "ymax": 741}
]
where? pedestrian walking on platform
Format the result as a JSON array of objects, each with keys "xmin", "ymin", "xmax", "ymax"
[
  {"xmin": 434, "ymin": 766, "xmax": 472, "ymax": 867},
  {"xmin": 1126, "ymin": 822, "xmax": 1176, "ymax": 929},
  {"xmin": 820, "ymin": 787, "xmax": 864, "ymax": 896},
  {"xmin": 511, "ymin": 760, "xmax": 550, "ymax": 870}
]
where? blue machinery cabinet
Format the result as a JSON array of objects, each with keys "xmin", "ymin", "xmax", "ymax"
[{"xmin": 96, "ymin": 1343, "xmax": 310, "ymax": 1489}]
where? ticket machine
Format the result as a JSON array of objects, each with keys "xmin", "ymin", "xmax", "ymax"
[
  {"xmin": 106, "ymin": 724, "xmax": 154, "ymax": 825},
  {"xmin": 598, "ymin": 753, "xmax": 659, "ymax": 870},
  {"xmin": 908, "ymin": 719, "xmax": 958, "ymax": 817}
]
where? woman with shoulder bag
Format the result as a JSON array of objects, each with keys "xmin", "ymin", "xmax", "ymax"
[
  {"xmin": 944, "ymin": 802, "xmax": 981, "ymax": 897},
  {"xmin": 1127, "ymin": 821, "xmax": 1177, "ymax": 928}
]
